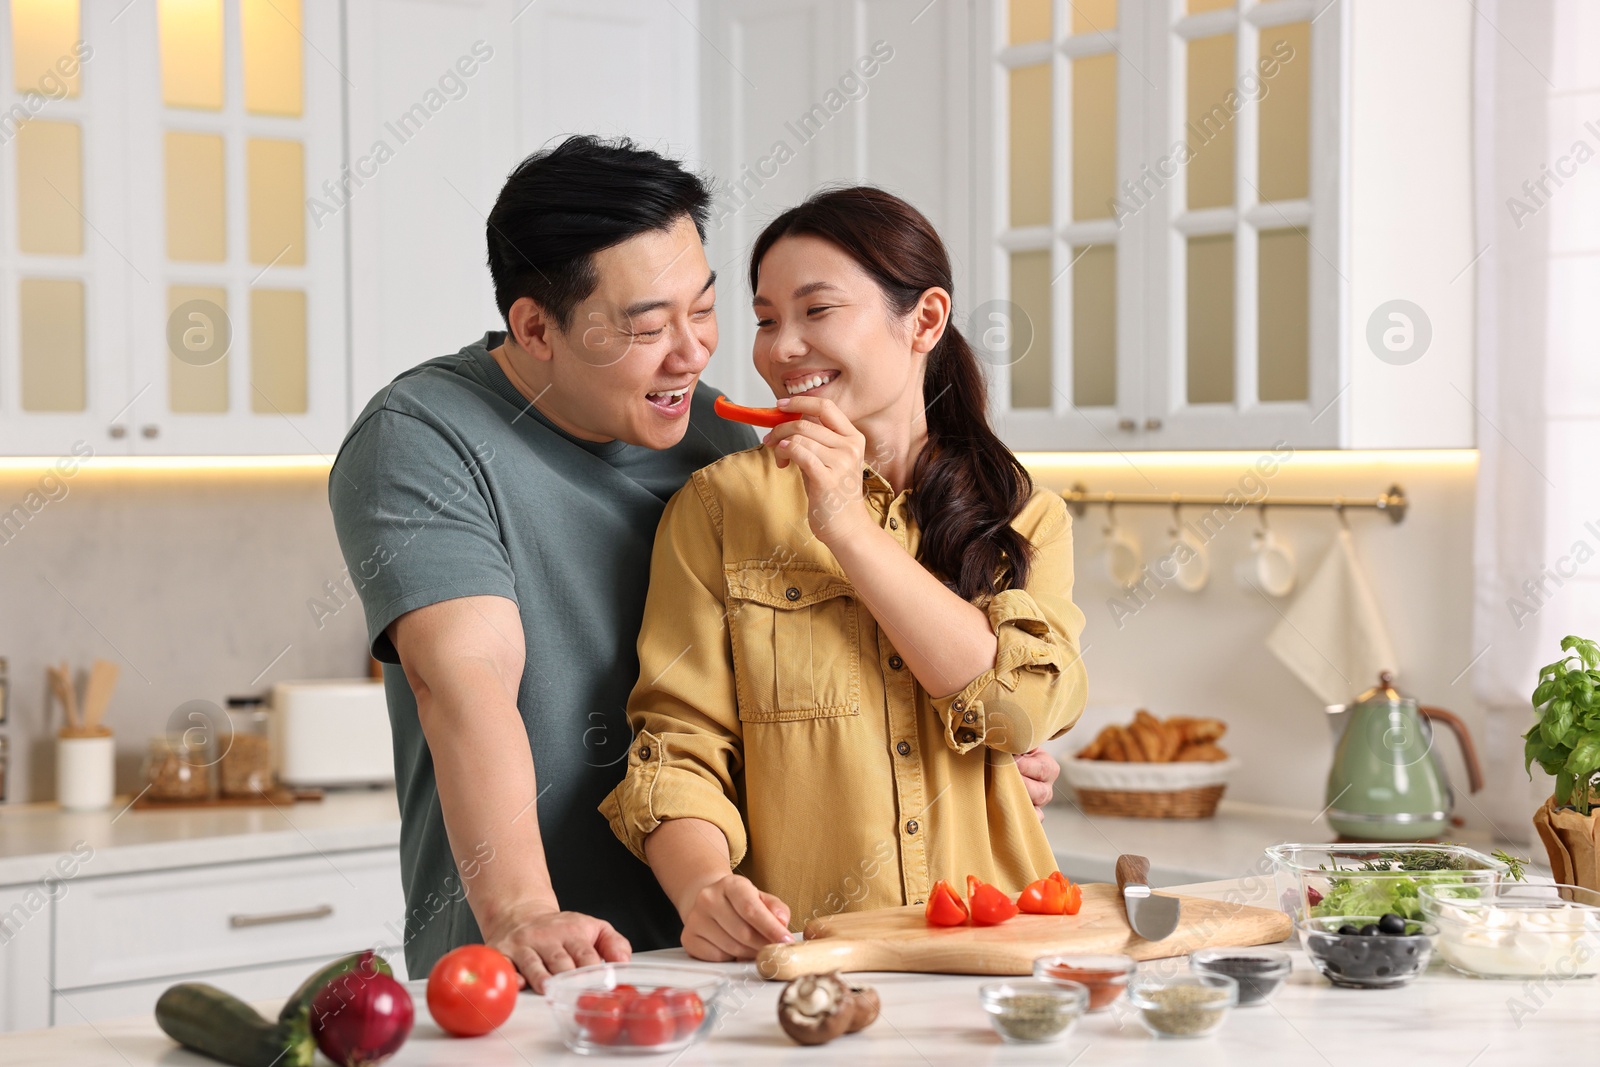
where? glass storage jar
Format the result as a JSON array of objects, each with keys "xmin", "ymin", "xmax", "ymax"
[
  {"xmin": 220, "ymin": 696, "xmax": 273, "ymax": 797},
  {"xmin": 145, "ymin": 733, "xmax": 212, "ymax": 800}
]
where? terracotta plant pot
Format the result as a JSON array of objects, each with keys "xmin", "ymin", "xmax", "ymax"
[{"xmin": 1533, "ymin": 796, "xmax": 1600, "ymax": 892}]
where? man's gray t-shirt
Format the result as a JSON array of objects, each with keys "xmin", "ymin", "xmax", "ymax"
[{"xmin": 328, "ymin": 332, "xmax": 755, "ymax": 976}]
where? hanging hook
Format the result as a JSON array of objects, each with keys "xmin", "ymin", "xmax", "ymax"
[
  {"xmin": 1170, "ymin": 498, "xmax": 1183, "ymax": 535},
  {"xmin": 1257, "ymin": 501, "xmax": 1269, "ymax": 531},
  {"xmin": 1333, "ymin": 498, "xmax": 1350, "ymax": 530}
]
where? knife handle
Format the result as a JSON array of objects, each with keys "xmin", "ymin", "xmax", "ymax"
[{"xmin": 1115, "ymin": 854, "xmax": 1151, "ymax": 893}]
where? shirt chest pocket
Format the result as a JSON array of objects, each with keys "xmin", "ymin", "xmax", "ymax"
[{"xmin": 725, "ymin": 562, "xmax": 861, "ymax": 722}]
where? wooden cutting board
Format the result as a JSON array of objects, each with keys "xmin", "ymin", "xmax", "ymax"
[{"xmin": 755, "ymin": 882, "xmax": 1292, "ymax": 980}]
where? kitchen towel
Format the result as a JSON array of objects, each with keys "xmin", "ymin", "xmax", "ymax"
[{"xmin": 1266, "ymin": 528, "xmax": 1399, "ymax": 704}]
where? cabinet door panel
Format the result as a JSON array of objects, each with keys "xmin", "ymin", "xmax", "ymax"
[{"xmin": 0, "ymin": 883, "xmax": 52, "ymax": 1033}]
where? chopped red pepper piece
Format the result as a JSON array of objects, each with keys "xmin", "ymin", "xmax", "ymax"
[
  {"xmin": 713, "ymin": 395, "xmax": 804, "ymax": 428},
  {"xmin": 1018, "ymin": 876, "xmax": 1067, "ymax": 915},
  {"xmin": 924, "ymin": 879, "xmax": 969, "ymax": 927},
  {"xmin": 1056, "ymin": 873, "xmax": 1083, "ymax": 916},
  {"xmin": 966, "ymin": 875, "xmax": 1020, "ymax": 926},
  {"xmin": 1018, "ymin": 871, "xmax": 1084, "ymax": 916}
]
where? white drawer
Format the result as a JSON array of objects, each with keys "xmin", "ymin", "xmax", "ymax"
[{"xmin": 54, "ymin": 849, "xmax": 405, "ymax": 989}]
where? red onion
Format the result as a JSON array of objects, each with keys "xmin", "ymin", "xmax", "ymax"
[{"xmin": 309, "ymin": 950, "xmax": 414, "ymax": 1066}]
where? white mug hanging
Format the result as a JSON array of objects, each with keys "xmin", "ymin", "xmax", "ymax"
[
  {"xmin": 1166, "ymin": 504, "xmax": 1210, "ymax": 592},
  {"xmin": 1235, "ymin": 505, "xmax": 1296, "ymax": 597},
  {"xmin": 1101, "ymin": 506, "xmax": 1144, "ymax": 589}
]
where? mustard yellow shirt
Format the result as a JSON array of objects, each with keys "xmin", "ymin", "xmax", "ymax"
[{"xmin": 600, "ymin": 446, "xmax": 1088, "ymax": 929}]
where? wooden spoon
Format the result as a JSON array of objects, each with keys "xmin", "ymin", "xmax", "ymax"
[
  {"xmin": 48, "ymin": 663, "xmax": 80, "ymax": 733},
  {"xmin": 82, "ymin": 659, "xmax": 118, "ymax": 733}
]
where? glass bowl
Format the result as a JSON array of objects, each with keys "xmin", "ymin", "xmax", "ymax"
[
  {"xmin": 544, "ymin": 963, "xmax": 729, "ymax": 1056},
  {"xmin": 1188, "ymin": 946, "xmax": 1291, "ymax": 1006},
  {"xmin": 1267, "ymin": 843, "xmax": 1506, "ymax": 923},
  {"xmin": 1298, "ymin": 915, "xmax": 1437, "ymax": 988},
  {"xmin": 1032, "ymin": 953, "xmax": 1135, "ymax": 1012},
  {"xmin": 978, "ymin": 978, "xmax": 1087, "ymax": 1044},
  {"xmin": 1124, "ymin": 972, "xmax": 1237, "ymax": 1039},
  {"xmin": 1420, "ymin": 881, "xmax": 1600, "ymax": 980}
]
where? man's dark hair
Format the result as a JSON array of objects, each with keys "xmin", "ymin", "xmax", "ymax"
[{"xmin": 486, "ymin": 135, "xmax": 712, "ymax": 332}]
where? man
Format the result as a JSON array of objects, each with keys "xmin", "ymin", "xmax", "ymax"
[{"xmin": 328, "ymin": 136, "xmax": 1061, "ymax": 992}]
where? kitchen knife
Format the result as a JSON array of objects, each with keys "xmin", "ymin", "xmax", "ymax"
[{"xmin": 1116, "ymin": 854, "xmax": 1180, "ymax": 941}]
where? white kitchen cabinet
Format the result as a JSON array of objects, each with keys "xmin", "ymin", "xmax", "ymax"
[
  {"xmin": 0, "ymin": 884, "xmax": 52, "ymax": 1033},
  {"xmin": 973, "ymin": 0, "xmax": 1475, "ymax": 451},
  {"xmin": 0, "ymin": 845, "xmax": 404, "ymax": 1032},
  {"xmin": 0, "ymin": 0, "xmax": 349, "ymax": 458}
]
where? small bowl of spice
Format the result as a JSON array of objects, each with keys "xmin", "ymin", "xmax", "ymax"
[
  {"xmin": 1188, "ymin": 946, "xmax": 1291, "ymax": 1006},
  {"xmin": 1032, "ymin": 953, "xmax": 1135, "ymax": 1012},
  {"xmin": 1125, "ymin": 972, "xmax": 1237, "ymax": 1039},
  {"xmin": 978, "ymin": 978, "xmax": 1088, "ymax": 1044}
]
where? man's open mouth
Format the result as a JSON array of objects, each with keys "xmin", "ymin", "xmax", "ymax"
[
  {"xmin": 645, "ymin": 385, "xmax": 693, "ymax": 413},
  {"xmin": 785, "ymin": 370, "xmax": 840, "ymax": 396}
]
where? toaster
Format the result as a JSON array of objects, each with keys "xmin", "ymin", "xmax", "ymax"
[{"xmin": 270, "ymin": 679, "xmax": 395, "ymax": 788}]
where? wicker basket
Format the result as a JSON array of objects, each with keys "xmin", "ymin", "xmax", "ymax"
[{"xmin": 1060, "ymin": 758, "xmax": 1239, "ymax": 820}]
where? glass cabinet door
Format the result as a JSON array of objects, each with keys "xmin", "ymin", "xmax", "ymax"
[
  {"xmin": 122, "ymin": 0, "xmax": 346, "ymax": 455},
  {"xmin": 0, "ymin": 0, "xmax": 132, "ymax": 457}
]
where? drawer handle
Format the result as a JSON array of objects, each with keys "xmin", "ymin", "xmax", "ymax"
[{"xmin": 229, "ymin": 904, "xmax": 335, "ymax": 928}]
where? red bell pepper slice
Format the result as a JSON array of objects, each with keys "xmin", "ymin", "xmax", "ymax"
[
  {"xmin": 1018, "ymin": 876, "xmax": 1066, "ymax": 915},
  {"xmin": 1056, "ymin": 872, "xmax": 1083, "ymax": 916},
  {"xmin": 924, "ymin": 879, "xmax": 969, "ymax": 927},
  {"xmin": 713, "ymin": 395, "xmax": 804, "ymax": 428},
  {"xmin": 966, "ymin": 875, "xmax": 1020, "ymax": 927}
]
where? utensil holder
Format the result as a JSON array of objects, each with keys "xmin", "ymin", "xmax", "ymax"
[{"xmin": 57, "ymin": 729, "xmax": 114, "ymax": 811}]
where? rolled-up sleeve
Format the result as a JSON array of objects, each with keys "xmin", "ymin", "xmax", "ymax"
[
  {"xmin": 928, "ymin": 494, "xmax": 1089, "ymax": 755},
  {"xmin": 600, "ymin": 478, "xmax": 750, "ymax": 868}
]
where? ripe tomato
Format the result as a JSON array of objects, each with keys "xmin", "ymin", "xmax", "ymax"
[
  {"xmin": 624, "ymin": 992, "xmax": 676, "ymax": 1046},
  {"xmin": 663, "ymin": 988, "xmax": 706, "ymax": 1038},
  {"xmin": 425, "ymin": 945, "xmax": 519, "ymax": 1038},
  {"xmin": 575, "ymin": 990, "xmax": 626, "ymax": 1046}
]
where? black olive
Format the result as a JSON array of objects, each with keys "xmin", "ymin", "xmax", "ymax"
[
  {"xmin": 1339, "ymin": 924, "xmax": 1359, "ymax": 935},
  {"xmin": 1359, "ymin": 923, "xmax": 1381, "ymax": 936},
  {"xmin": 1378, "ymin": 913, "xmax": 1408, "ymax": 936}
]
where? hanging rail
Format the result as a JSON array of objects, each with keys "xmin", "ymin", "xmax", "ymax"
[{"xmin": 1062, "ymin": 482, "xmax": 1408, "ymax": 525}]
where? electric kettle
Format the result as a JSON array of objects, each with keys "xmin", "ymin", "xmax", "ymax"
[{"xmin": 1324, "ymin": 673, "xmax": 1485, "ymax": 841}]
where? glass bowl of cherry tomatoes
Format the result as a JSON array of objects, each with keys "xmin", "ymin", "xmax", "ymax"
[{"xmin": 545, "ymin": 963, "xmax": 730, "ymax": 1055}]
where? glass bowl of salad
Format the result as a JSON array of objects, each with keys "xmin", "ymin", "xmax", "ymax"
[
  {"xmin": 1266, "ymin": 843, "xmax": 1509, "ymax": 923},
  {"xmin": 1419, "ymin": 882, "xmax": 1600, "ymax": 979}
]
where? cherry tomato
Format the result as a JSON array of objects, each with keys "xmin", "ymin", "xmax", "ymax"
[
  {"xmin": 924, "ymin": 879, "xmax": 970, "ymax": 926},
  {"xmin": 575, "ymin": 990, "xmax": 626, "ymax": 1046},
  {"xmin": 425, "ymin": 944, "xmax": 519, "ymax": 1038},
  {"xmin": 611, "ymin": 984, "xmax": 640, "ymax": 1000},
  {"xmin": 625, "ymin": 992, "xmax": 676, "ymax": 1047},
  {"xmin": 712, "ymin": 395, "xmax": 803, "ymax": 428},
  {"xmin": 663, "ymin": 988, "xmax": 706, "ymax": 1038}
]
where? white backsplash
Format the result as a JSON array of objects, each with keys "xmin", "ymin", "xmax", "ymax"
[{"xmin": 0, "ymin": 449, "xmax": 1541, "ymax": 843}]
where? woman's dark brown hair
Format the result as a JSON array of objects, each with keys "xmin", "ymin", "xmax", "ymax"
[{"xmin": 748, "ymin": 186, "xmax": 1035, "ymax": 601}]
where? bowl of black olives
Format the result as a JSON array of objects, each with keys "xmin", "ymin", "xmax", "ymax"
[{"xmin": 1298, "ymin": 914, "xmax": 1437, "ymax": 989}]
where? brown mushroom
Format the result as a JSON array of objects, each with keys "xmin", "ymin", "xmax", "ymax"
[{"xmin": 777, "ymin": 972, "xmax": 880, "ymax": 1046}]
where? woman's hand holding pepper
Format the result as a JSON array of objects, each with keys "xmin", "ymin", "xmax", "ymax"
[{"xmin": 763, "ymin": 396, "xmax": 872, "ymax": 547}]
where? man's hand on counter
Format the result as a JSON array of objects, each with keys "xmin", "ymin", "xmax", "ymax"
[
  {"xmin": 482, "ymin": 904, "xmax": 632, "ymax": 994},
  {"xmin": 1016, "ymin": 748, "xmax": 1060, "ymax": 819}
]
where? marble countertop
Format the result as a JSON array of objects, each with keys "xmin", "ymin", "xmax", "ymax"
[
  {"xmin": 0, "ymin": 788, "xmax": 401, "ymax": 885},
  {"xmin": 0, "ymin": 877, "xmax": 1574, "ymax": 1066}
]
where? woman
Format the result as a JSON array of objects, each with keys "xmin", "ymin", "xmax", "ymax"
[{"xmin": 601, "ymin": 187, "xmax": 1088, "ymax": 961}]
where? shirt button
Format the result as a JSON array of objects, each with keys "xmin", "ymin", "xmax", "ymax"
[
  {"xmin": 896, "ymin": 740, "xmax": 911, "ymax": 756},
  {"xmin": 962, "ymin": 710, "xmax": 977, "ymax": 724},
  {"xmin": 638, "ymin": 745, "xmax": 651, "ymax": 760},
  {"xmin": 951, "ymin": 699, "xmax": 965, "ymax": 713},
  {"xmin": 888, "ymin": 655, "xmax": 904, "ymax": 670},
  {"xmin": 785, "ymin": 586, "xmax": 800, "ymax": 601},
  {"xmin": 905, "ymin": 820, "xmax": 919, "ymax": 835},
  {"xmin": 889, "ymin": 517, "xmax": 899, "ymax": 530},
  {"xmin": 958, "ymin": 729, "xmax": 977, "ymax": 744}
]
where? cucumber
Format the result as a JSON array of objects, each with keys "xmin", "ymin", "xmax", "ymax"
[
  {"xmin": 155, "ymin": 983, "xmax": 313, "ymax": 1067},
  {"xmin": 278, "ymin": 949, "xmax": 394, "ymax": 1023}
]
